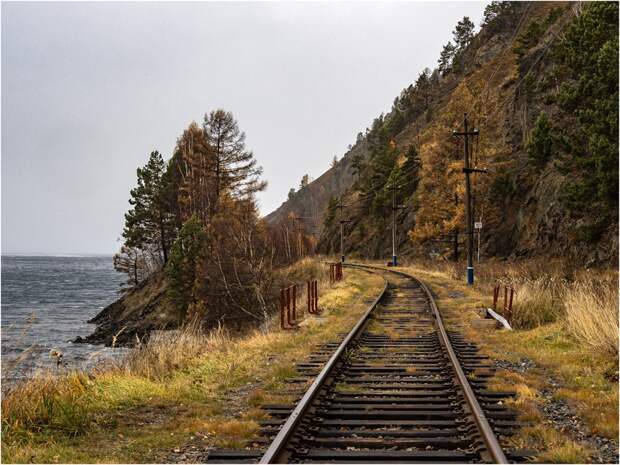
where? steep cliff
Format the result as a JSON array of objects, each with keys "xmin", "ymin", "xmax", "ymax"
[{"xmin": 265, "ymin": 1, "xmax": 618, "ymax": 266}]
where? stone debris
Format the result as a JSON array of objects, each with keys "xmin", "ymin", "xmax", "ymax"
[
  {"xmin": 492, "ymin": 357, "xmax": 536, "ymax": 373},
  {"xmin": 540, "ymin": 388, "xmax": 619, "ymax": 464}
]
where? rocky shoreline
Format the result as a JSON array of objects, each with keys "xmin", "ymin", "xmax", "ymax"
[{"xmin": 74, "ymin": 272, "xmax": 177, "ymax": 347}]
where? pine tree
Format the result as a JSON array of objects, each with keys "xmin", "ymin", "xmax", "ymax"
[
  {"xmin": 400, "ymin": 145, "xmax": 422, "ymax": 196},
  {"xmin": 554, "ymin": 2, "xmax": 619, "ymax": 233},
  {"xmin": 481, "ymin": 1, "xmax": 516, "ymax": 32},
  {"xmin": 299, "ymin": 174, "xmax": 310, "ymax": 189},
  {"xmin": 351, "ymin": 153, "xmax": 365, "ymax": 183},
  {"xmin": 438, "ymin": 42, "xmax": 456, "ymax": 74},
  {"xmin": 414, "ymin": 68, "xmax": 432, "ymax": 109},
  {"xmin": 324, "ymin": 195, "xmax": 339, "ymax": 228},
  {"xmin": 123, "ymin": 150, "xmax": 176, "ymax": 265},
  {"xmin": 527, "ymin": 112, "xmax": 554, "ymax": 167},
  {"xmin": 166, "ymin": 215, "xmax": 208, "ymax": 321},
  {"xmin": 453, "ymin": 16, "xmax": 475, "ymax": 50}
]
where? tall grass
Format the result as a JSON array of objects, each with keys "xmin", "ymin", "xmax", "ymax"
[
  {"xmin": 121, "ymin": 320, "xmax": 231, "ymax": 379},
  {"xmin": 509, "ymin": 278, "xmax": 566, "ymax": 329},
  {"xmin": 401, "ymin": 257, "xmax": 618, "ymax": 354},
  {"xmin": 277, "ymin": 257, "xmax": 329, "ymax": 285},
  {"xmin": 564, "ymin": 276, "xmax": 618, "ymax": 354},
  {"xmin": 1, "ymin": 371, "xmax": 91, "ymax": 437}
]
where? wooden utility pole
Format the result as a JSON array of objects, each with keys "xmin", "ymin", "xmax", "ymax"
[
  {"xmin": 453, "ymin": 113, "xmax": 482, "ymax": 285},
  {"xmin": 337, "ymin": 198, "xmax": 350, "ymax": 263},
  {"xmin": 453, "ymin": 192, "xmax": 459, "ymax": 262}
]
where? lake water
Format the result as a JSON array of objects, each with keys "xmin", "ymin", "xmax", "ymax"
[{"xmin": 1, "ymin": 255, "xmax": 128, "ymax": 383}]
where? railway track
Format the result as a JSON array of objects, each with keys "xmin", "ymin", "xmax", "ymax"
[{"xmin": 208, "ymin": 265, "xmax": 529, "ymax": 464}]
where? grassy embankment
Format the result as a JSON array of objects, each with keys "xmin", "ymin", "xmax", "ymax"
[
  {"xmin": 385, "ymin": 258, "xmax": 618, "ymax": 463},
  {"xmin": 2, "ymin": 260, "xmax": 384, "ymax": 463}
]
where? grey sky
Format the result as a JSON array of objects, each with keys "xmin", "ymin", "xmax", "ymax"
[{"xmin": 2, "ymin": 1, "xmax": 485, "ymax": 255}]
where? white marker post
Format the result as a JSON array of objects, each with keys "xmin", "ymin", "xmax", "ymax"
[{"xmin": 474, "ymin": 221, "xmax": 482, "ymax": 262}]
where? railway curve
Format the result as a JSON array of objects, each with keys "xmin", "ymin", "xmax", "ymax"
[{"xmin": 208, "ymin": 265, "xmax": 529, "ymax": 464}]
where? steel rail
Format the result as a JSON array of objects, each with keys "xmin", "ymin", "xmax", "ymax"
[
  {"xmin": 353, "ymin": 264, "xmax": 509, "ymax": 464},
  {"xmin": 259, "ymin": 272, "xmax": 388, "ymax": 464}
]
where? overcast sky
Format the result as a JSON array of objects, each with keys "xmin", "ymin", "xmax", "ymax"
[{"xmin": 2, "ymin": 1, "xmax": 485, "ymax": 255}]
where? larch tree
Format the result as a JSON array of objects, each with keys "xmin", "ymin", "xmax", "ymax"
[
  {"xmin": 202, "ymin": 109, "xmax": 266, "ymax": 214},
  {"xmin": 174, "ymin": 122, "xmax": 216, "ymax": 223}
]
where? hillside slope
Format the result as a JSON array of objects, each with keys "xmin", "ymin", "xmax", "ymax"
[{"xmin": 265, "ymin": 1, "xmax": 618, "ymax": 266}]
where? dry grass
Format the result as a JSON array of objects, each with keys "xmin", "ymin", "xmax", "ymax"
[
  {"xmin": 397, "ymin": 258, "xmax": 618, "ymax": 348},
  {"xmin": 121, "ymin": 320, "xmax": 231, "ymax": 379},
  {"xmin": 509, "ymin": 278, "xmax": 565, "ymax": 329},
  {"xmin": 512, "ymin": 426, "xmax": 592, "ymax": 464},
  {"xmin": 563, "ymin": 275, "xmax": 618, "ymax": 355},
  {"xmin": 1, "ymin": 372, "xmax": 91, "ymax": 437},
  {"xmin": 2, "ymin": 263, "xmax": 385, "ymax": 463}
]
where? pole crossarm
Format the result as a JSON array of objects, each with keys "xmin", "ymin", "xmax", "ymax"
[{"xmin": 452, "ymin": 129, "xmax": 479, "ymax": 136}]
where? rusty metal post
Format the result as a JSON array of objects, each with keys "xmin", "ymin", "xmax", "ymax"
[
  {"xmin": 503, "ymin": 286, "xmax": 508, "ymax": 316},
  {"xmin": 280, "ymin": 289, "xmax": 286, "ymax": 329},
  {"xmin": 286, "ymin": 287, "xmax": 292, "ymax": 327},
  {"xmin": 493, "ymin": 285, "xmax": 499, "ymax": 310},
  {"xmin": 314, "ymin": 280, "xmax": 319, "ymax": 314},
  {"xmin": 306, "ymin": 280, "xmax": 312, "ymax": 314},
  {"xmin": 507, "ymin": 288, "xmax": 514, "ymax": 323},
  {"xmin": 292, "ymin": 285, "xmax": 297, "ymax": 323}
]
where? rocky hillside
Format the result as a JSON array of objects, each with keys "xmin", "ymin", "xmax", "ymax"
[{"xmin": 265, "ymin": 1, "xmax": 618, "ymax": 266}]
